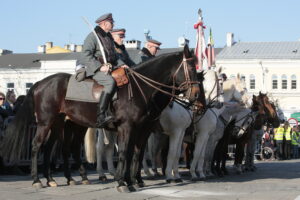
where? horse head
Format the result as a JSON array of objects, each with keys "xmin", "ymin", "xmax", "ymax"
[
  {"xmin": 232, "ymin": 77, "xmax": 251, "ymax": 107},
  {"xmin": 259, "ymin": 92, "xmax": 280, "ymax": 128},
  {"xmin": 173, "ymin": 45, "xmax": 203, "ymax": 106},
  {"xmin": 203, "ymin": 69, "xmax": 223, "ymax": 108}
]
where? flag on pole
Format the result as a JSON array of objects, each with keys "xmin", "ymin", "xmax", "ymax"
[
  {"xmin": 194, "ymin": 9, "xmax": 208, "ymax": 72},
  {"xmin": 207, "ymin": 28, "xmax": 215, "ymax": 67}
]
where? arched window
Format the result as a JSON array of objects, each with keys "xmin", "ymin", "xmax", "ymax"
[
  {"xmin": 291, "ymin": 75, "xmax": 297, "ymax": 89},
  {"xmin": 249, "ymin": 74, "xmax": 255, "ymax": 89},
  {"xmin": 272, "ymin": 75, "xmax": 278, "ymax": 89},
  {"xmin": 281, "ymin": 74, "xmax": 287, "ymax": 89}
]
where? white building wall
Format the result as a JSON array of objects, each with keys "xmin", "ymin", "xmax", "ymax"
[{"xmin": 0, "ymin": 60, "xmax": 77, "ymax": 96}]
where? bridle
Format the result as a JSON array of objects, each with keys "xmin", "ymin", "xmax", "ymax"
[{"xmin": 126, "ymin": 56, "xmax": 200, "ymax": 106}]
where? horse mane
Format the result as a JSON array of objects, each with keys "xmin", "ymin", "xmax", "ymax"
[{"xmin": 132, "ymin": 51, "xmax": 183, "ymax": 71}]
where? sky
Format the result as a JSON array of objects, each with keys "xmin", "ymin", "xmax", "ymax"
[{"xmin": 1, "ymin": 0, "xmax": 300, "ymax": 53}]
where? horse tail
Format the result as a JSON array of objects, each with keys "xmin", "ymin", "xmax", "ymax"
[
  {"xmin": 1, "ymin": 83, "xmax": 38, "ymax": 163},
  {"xmin": 84, "ymin": 128, "xmax": 97, "ymax": 163}
]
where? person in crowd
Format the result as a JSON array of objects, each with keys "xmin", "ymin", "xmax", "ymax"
[
  {"xmin": 134, "ymin": 39, "xmax": 162, "ymax": 64},
  {"xmin": 283, "ymin": 121, "xmax": 292, "ymax": 159},
  {"xmin": 111, "ymin": 28, "xmax": 135, "ymax": 67},
  {"xmin": 291, "ymin": 126, "xmax": 299, "ymax": 159},
  {"xmin": 273, "ymin": 123, "xmax": 285, "ymax": 160},
  {"xmin": 4, "ymin": 90, "xmax": 16, "ymax": 114},
  {"xmin": 77, "ymin": 13, "xmax": 128, "ymax": 128},
  {"xmin": 0, "ymin": 92, "xmax": 14, "ymax": 125}
]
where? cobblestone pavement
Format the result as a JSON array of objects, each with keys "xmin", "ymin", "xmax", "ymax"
[{"xmin": 1, "ymin": 159, "xmax": 300, "ymax": 200}]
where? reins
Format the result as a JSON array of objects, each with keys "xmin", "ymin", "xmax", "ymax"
[{"xmin": 126, "ymin": 57, "xmax": 199, "ymax": 105}]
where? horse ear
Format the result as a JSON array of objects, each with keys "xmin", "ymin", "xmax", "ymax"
[
  {"xmin": 217, "ymin": 66, "xmax": 222, "ymax": 74},
  {"xmin": 183, "ymin": 44, "xmax": 191, "ymax": 58}
]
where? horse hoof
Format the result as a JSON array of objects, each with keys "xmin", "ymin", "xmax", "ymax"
[
  {"xmin": 47, "ymin": 181, "xmax": 58, "ymax": 187},
  {"xmin": 138, "ymin": 182, "xmax": 146, "ymax": 188},
  {"xmin": 99, "ymin": 176, "xmax": 108, "ymax": 182},
  {"xmin": 166, "ymin": 179, "xmax": 173, "ymax": 184},
  {"xmin": 82, "ymin": 179, "xmax": 90, "ymax": 185},
  {"xmin": 32, "ymin": 182, "xmax": 43, "ymax": 189},
  {"xmin": 116, "ymin": 185, "xmax": 130, "ymax": 193},
  {"xmin": 199, "ymin": 177, "xmax": 206, "ymax": 181},
  {"xmin": 127, "ymin": 185, "xmax": 137, "ymax": 192},
  {"xmin": 191, "ymin": 177, "xmax": 198, "ymax": 182},
  {"xmin": 68, "ymin": 180, "xmax": 77, "ymax": 186},
  {"xmin": 175, "ymin": 178, "xmax": 183, "ymax": 183}
]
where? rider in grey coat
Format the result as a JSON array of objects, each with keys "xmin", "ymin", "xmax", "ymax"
[
  {"xmin": 134, "ymin": 39, "xmax": 162, "ymax": 64},
  {"xmin": 77, "ymin": 13, "xmax": 128, "ymax": 128}
]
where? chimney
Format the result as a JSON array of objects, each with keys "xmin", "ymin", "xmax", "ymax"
[
  {"xmin": 37, "ymin": 45, "xmax": 46, "ymax": 53},
  {"xmin": 124, "ymin": 40, "xmax": 141, "ymax": 49},
  {"xmin": 76, "ymin": 45, "xmax": 83, "ymax": 52},
  {"xmin": 64, "ymin": 44, "xmax": 70, "ymax": 50},
  {"xmin": 226, "ymin": 33, "xmax": 234, "ymax": 47},
  {"xmin": 69, "ymin": 44, "xmax": 76, "ymax": 52},
  {"xmin": 0, "ymin": 49, "xmax": 13, "ymax": 55},
  {"xmin": 45, "ymin": 42, "xmax": 53, "ymax": 49}
]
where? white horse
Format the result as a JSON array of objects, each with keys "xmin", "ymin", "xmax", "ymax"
[
  {"xmin": 96, "ymin": 129, "xmax": 117, "ymax": 181},
  {"xmin": 202, "ymin": 104, "xmax": 257, "ymax": 178},
  {"xmin": 84, "ymin": 128, "xmax": 117, "ymax": 181},
  {"xmin": 189, "ymin": 76, "xmax": 250, "ymax": 181}
]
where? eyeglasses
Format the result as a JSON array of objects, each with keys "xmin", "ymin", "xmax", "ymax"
[{"xmin": 0, "ymin": 98, "xmax": 5, "ymax": 100}]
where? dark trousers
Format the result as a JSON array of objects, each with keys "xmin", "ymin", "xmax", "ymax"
[
  {"xmin": 284, "ymin": 140, "xmax": 291, "ymax": 159},
  {"xmin": 275, "ymin": 140, "xmax": 283, "ymax": 159},
  {"xmin": 292, "ymin": 145, "xmax": 299, "ymax": 159}
]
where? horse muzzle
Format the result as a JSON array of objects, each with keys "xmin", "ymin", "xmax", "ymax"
[{"xmin": 187, "ymin": 84, "xmax": 201, "ymax": 103}]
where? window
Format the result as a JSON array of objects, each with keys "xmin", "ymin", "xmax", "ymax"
[
  {"xmin": 272, "ymin": 75, "xmax": 278, "ymax": 89},
  {"xmin": 7, "ymin": 82, "xmax": 14, "ymax": 92},
  {"xmin": 281, "ymin": 75, "xmax": 287, "ymax": 89},
  {"xmin": 230, "ymin": 74, "xmax": 236, "ymax": 79},
  {"xmin": 240, "ymin": 74, "xmax": 246, "ymax": 82},
  {"xmin": 291, "ymin": 75, "xmax": 297, "ymax": 89},
  {"xmin": 26, "ymin": 83, "xmax": 33, "ymax": 93},
  {"xmin": 250, "ymin": 74, "xmax": 255, "ymax": 89}
]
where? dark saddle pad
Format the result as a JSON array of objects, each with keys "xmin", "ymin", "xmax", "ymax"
[
  {"xmin": 65, "ymin": 75, "xmax": 103, "ymax": 103},
  {"xmin": 65, "ymin": 68, "xmax": 128, "ymax": 103}
]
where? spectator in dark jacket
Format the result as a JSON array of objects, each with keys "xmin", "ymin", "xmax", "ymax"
[{"xmin": 0, "ymin": 92, "xmax": 13, "ymax": 121}]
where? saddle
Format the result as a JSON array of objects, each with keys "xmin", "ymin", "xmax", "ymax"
[{"xmin": 65, "ymin": 68, "xmax": 129, "ymax": 103}]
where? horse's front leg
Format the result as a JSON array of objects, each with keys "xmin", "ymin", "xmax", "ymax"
[
  {"xmin": 115, "ymin": 123, "xmax": 132, "ymax": 193},
  {"xmin": 133, "ymin": 130, "xmax": 152, "ymax": 188},
  {"xmin": 32, "ymin": 125, "xmax": 51, "ymax": 189}
]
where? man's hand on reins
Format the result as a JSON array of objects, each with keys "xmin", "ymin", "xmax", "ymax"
[
  {"xmin": 100, "ymin": 63, "xmax": 112, "ymax": 73},
  {"xmin": 120, "ymin": 65, "xmax": 129, "ymax": 69}
]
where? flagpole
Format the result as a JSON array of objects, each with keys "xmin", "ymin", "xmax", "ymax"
[{"xmin": 197, "ymin": 9, "xmax": 203, "ymax": 71}]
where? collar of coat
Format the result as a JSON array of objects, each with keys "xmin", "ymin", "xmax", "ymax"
[
  {"xmin": 114, "ymin": 42, "xmax": 126, "ymax": 51},
  {"xmin": 141, "ymin": 47, "xmax": 155, "ymax": 58},
  {"xmin": 94, "ymin": 26, "xmax": 113, "ymax": 39}
]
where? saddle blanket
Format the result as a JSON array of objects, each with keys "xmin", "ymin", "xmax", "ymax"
[{"xmin": 65, "ymin": 75, "xmax": 101, "ymax": 103}]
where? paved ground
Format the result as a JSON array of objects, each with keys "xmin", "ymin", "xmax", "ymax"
[{"xmin": 1, "ymin": 159, "xmax": 300, "ymax": 200}]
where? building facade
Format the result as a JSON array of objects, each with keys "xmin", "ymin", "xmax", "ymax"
[{"xmin": 216, "ymin": 33, "xmax": 300, "ymax": 119}]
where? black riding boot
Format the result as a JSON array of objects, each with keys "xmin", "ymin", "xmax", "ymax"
[{"xmin": 96, "ymin": 92, "xmax": 114, "ymax": 128}]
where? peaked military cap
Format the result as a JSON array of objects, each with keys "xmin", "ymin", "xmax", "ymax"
[
  {"xmin": 111, "ymin": 28, "xmax": 126, "ymax": 33},
  {"xmin": 95, "ymin": 13, "xmax": 114, "ymax": 23},
  {"xmin": 147, "ymin": 39, "xmax": 162, "ymax": 46}
]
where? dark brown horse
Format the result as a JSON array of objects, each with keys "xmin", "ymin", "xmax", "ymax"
[
  {"xmin": 1, "ymin": 45, "xmax": 203, "ymax": 192},
  {"xmin": 214, "ymin": 92, "xmax": 280, "ymax": 175}
]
